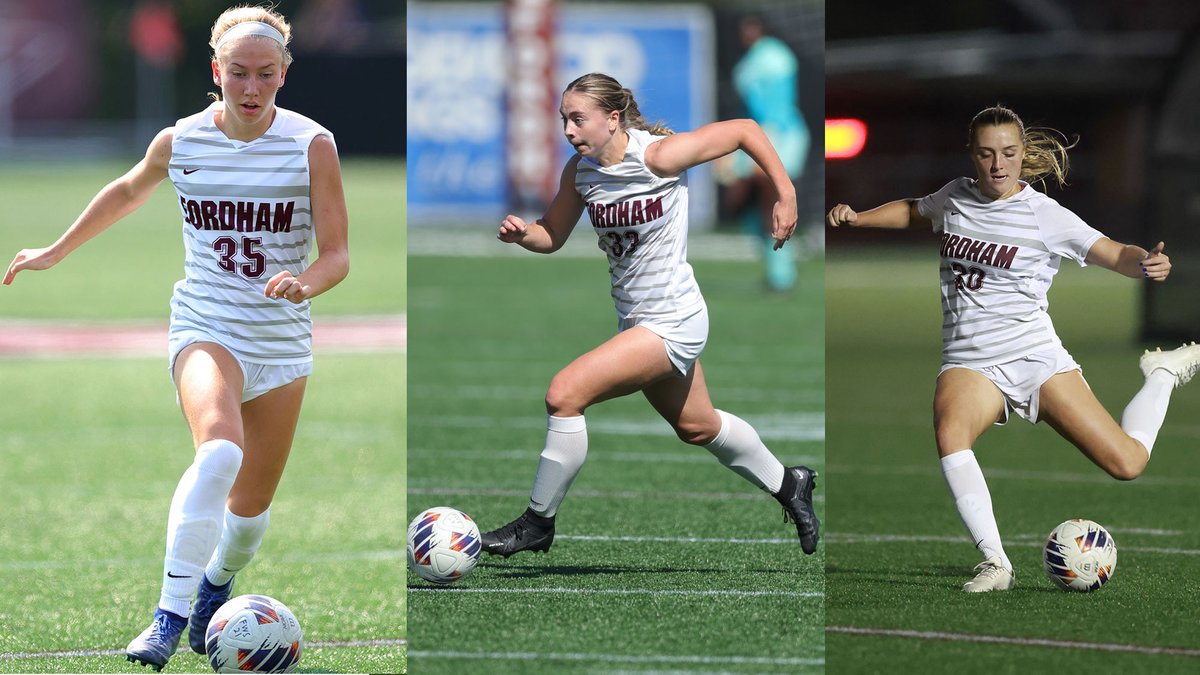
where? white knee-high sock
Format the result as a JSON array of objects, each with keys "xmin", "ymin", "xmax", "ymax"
[
  {"xmin": 159, "ymin": 439, "xmax": 243, "ymax": 617},
  {"xmin": 205, "ymin": 507, "xmax": 270, "ymax": 586},
  {"xmin": 1120, "ymin": 370, "xmax": 1175, "ymax": 457},
  {"xmin": 704, "ymin": 410, "xmax": 785, "ymax": 494},
  {"xmin": 528, "ymin": 415, "xmax": 587, "ymax": 518},
  {"xmin": 941, "ymin": 449, "xmax": 1010, "ymax": 570}
]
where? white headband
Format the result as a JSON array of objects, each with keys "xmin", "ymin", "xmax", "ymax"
[{"xmin": 215, "ymin": 21, "xmax": 285, "ymax": 52}]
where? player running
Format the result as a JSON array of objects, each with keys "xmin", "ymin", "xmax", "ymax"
[
  {"xmin": 480, "ymin": 72, "xmax": 819, "ymax": 558},
  {"xmin": 4, "ymin": 6, "xmax": 348, "ymax": 669},
  {"xmin": 827, "ymin": 104, "xmax": 1199, "ymax": 592}
]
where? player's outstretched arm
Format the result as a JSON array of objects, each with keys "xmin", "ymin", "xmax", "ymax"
[
  {"xmin": 4, "ymin": 128, "xmax": 172, "ymax": 286},
  {"xmin": 644, "ymin": 119, "xmax": 796, "ymax": 249},
  {"xmin": 497, "ymin": 157, "xmax": 586, "ymax": 254},
  {"xmin": 265, "ymin": 135, "xmax": 350, "ymax": 303},
  {"xmin": 827, "ymin": 199, "xmax": 928, "ymax": 230},
  {"xmin": 1086, "ymin": 238, "xmax": 1170, "ymax": 282}
]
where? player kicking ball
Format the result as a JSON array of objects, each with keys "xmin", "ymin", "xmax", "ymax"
[
  {"xmin": 480, "ymin": 73, "xmax": 819, "ymax": 559},
  {"xmin": 827, "ymin": 104, "xmax": 1199, "ymax": 592}
]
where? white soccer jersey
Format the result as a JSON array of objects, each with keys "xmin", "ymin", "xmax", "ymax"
[
  {"xmin": 918, "ymin": 178, "xmax": 1105, "ymax": 367},
  {"xmin": 168, "ymin": 103, "xmax": 333, "ymax": 365},
  {"xmin": 574, "ymin": 128, "xmax": 705, "ymax": 324}
]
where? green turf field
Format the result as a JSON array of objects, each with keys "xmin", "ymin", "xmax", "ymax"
[
  {"xmin": 0, "ymin": 159, "xmax": 405, "ymax": 318},
  {"xmin": 825, "ymin": 244, "xmax": 1200, "ymax": 673},
  {"xmin": 407, "ymin": 236, "xmax": 824, "ymax": 673},
  {"xmin": 0, "ymin": 159, "xmax": 406, "ymax": 673}
]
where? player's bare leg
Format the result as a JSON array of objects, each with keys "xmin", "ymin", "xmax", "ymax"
[
  {"xmin": 128, "ymin": 343, "xmax": 246, "ymax": 670},
  {"xmin": 934, "ymin": 368, "xmax": 1014, "ymax": 591},
  {"xmin": 482, "ymin": 327, "xmax": 677, "ymax": 557},
  {"xmin": 188, "ymin": 376, "xmax": 307, "ymax": 652},
  {"xmin": 1038, "ymin": 371, "xmax": 1148, "ymax": 480}
]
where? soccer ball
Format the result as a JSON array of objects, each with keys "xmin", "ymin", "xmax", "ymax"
[
  {"xmin": 1043, "ymin": 519, "xmax": 1117, "ymax": 592},
  {"xmin": 407, "ymin": 506, "xmax": 482, "ymax": 584},
  {"xmin": 205, "ymin": 594, "xmax": 303, "ymax": 673}
]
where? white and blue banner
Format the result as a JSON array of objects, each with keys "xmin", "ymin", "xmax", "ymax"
[{"xmin": 407, "ymin": 2, "xmax": 715, "ymax": 226}]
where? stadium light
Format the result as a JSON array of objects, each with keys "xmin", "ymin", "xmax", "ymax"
[{"xmin": 825, "ymin": 118, "xmax": 867, "ymax": 159}]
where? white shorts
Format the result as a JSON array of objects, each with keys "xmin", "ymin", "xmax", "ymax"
[
  {"xmin": 169, "ymin": 327, "xmax": 312, "ymax": 403},
  {"xmin": 940, "ymin": 346, "xmax": 1081, "ymax": 424},
  {"xmin": 619, "ymin": 304, "xmax": 709, "ymax": 377}
]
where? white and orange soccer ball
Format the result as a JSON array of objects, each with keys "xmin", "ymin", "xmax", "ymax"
[
  {"xmin": 1043, "ymin": 519, "xmax": 1117, "ymax": 592},
  {"xmin": 205, "ymin": 594, "xmax": 303, "ymax": 673},
  {"xmin": 407, "ymin": 506, "xmax": 482, "ymax": 584}
]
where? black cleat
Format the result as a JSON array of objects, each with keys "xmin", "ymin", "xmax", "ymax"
[
  {"xmin": 776, "ymin": 465, "xmax": 820, "ymax": 554},
  {"xmin": 481, "ymin": 508, "xmax": 555, "ymax": 558}
]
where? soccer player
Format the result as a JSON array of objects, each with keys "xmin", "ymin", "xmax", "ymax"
[
  {"xmin": 4, "ymin": 6, "xmax": 349, "ymax": 669},
  {"xmin": 826, "ymin": 104, "xmax": 1199, "ymax": 592},
  {"xmin": 482, "ymin": 72, "xmax": 820, "ymax": 558}
]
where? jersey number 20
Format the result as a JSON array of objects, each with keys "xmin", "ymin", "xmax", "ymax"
[{"xmin": 950, "ymin": 262, "xmax": 986, "ymax": 291}]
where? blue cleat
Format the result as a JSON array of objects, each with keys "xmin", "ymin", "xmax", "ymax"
[
  {"xmin": 188, "ymin": 574, "xmax": 233, "ymax": 654},
  {"xmin": 125, "ymin": 608, "xmax": 186, "ymax": 672}
]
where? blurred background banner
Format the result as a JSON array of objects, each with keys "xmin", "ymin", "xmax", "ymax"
[
  {"xmin": 825, "ymin": 1, "xmax": 1200, "ymax": 341},
  {"xmin": 407, "ymin": 1, "xmax": 716, "ymax": 226}
]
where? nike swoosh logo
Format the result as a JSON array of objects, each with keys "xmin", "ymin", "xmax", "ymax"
[
  {"xmin": 167, "ymin": 572, "xmax": 191, "ymax": 578},
  {"xmin": 183, "ymin": 168, "xmax": 201, "ymax": 175}
]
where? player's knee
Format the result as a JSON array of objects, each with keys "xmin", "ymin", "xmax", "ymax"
[
  {"xmin": 934, "ymin": 422, "xmax": 973, "ymax": 456},
  {"xmin": 1103, "ymin": 449, "xmax": 1147, "ymax": 482},
  {"xmin": 674, "ymin": 414, "xmax": 721, "ymax": 446},
  {"xmin": 544, "ymin": 375, "xmax": 585, "ymax": 417},
  {"xmin": 195, "ymin": 438, "xmax": 243, "ymax": 479}
]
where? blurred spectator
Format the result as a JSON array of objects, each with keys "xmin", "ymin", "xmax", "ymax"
[{"xmin": 724, "ymin": 14, "xmax": 809, "ymax": 292}]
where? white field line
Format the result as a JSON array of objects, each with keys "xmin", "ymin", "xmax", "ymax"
[
  {"xmin": 830, "ymin": 532, "xmax": 1200, "ymax": 555},
  {"xmin": 830, "ymin": 462, "xmax": 1200, "ymax": 488},
  {"xmin": 0, "ymin": 549, "xmax": 402, "ymax": 573},
  {"xmin": 0, "ymin": 638, "xmax": 407, "ymax": 661},
  {"xmin": 558, "ymin": 534, "xmax": 800, "ymax": 545},
  {"xmin": 826, "ymin": 626, "xmax": 1200, "ymax": 657},
  {"xmin": 410, "ymin": 587, "xmax": 820, "ymax": 598},
  {"xmin": 409, "ymin": 649, "xmax": 823, "ymax": 668},
  {"xmin": 411, "ymin": 447, "xmax": 823, "ymax": 466},
  {"xmin": 1, "ymin": 533, "xmax": 813, "ymax": 574},
  {"xmin": 417, "ymin": 413, "xmax": 824, "ymax": 442},
  {"xmin": 408, "ymin": 486, "xmax": 826, "ymax": 504}
]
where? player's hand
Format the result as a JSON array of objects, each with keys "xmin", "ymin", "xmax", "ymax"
[
  {"xmin": 3, "ymin": 247, "xmax": 60, "ymax": 286},
  {"xmin": 265, "ymin": 271, "xmax": 312, "ymax": 303},
  {"xmin": 771, "ymin": 198, "xmax": 798, "ymax": 251},
  {"xmin": 826, "ymin": 204, "xmax": 858, "ymax": 228},
  {"xmin": 498, "ymin": 215, "xmax": 528, "ymax": 243},
  {"xmin": 1141, "ymin": 241, "xmax": 1170, "ymax": 282}
]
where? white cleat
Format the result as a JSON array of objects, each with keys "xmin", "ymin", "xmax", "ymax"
[
  {"xmin": 1140, "ymin": 342, "xmax": 1200, "ymax": 386},
  {"xmin": 962, "ymin": 556, "xmax": 1015, "ymax": 593}
]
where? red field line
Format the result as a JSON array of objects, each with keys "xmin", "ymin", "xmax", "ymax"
[{"xmin": 0, "ymin": 315, "xmax": 406, "ymax": 358}]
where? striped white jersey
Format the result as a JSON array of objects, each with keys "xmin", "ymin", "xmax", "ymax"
[
  {"xmin": 918, "ymin": 178, "xmax": 1104, "ymax": 367},
  {"xmin": 168, "ymin": 103, "xmax": 333, "ymax": 365},
  {"xmin": 575, "ymin": 128, "xmax": 705, "ymax": 324}
]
